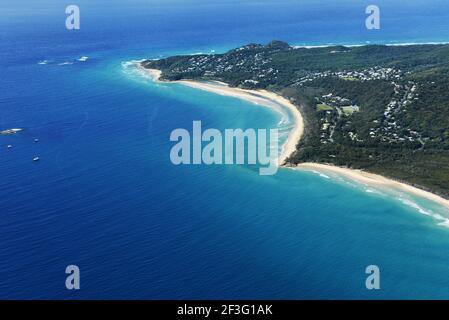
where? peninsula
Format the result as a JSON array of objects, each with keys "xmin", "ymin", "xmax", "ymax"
[{"xmin": 141, "ymin": 41, "xmax": 449, "ymax": 202}]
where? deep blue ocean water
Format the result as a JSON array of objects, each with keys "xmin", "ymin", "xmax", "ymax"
[{"xmin": 2, "ymin": 0, "xmax": 449, "ymax": 299}]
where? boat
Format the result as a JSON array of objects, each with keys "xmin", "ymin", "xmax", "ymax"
[
  {"xmin": 33, "ymin": 157, "xmax": 40, "ymax": 162},
  {"xmin": 0, "ymin": 128, "xmax": 22, "ymax": 135}
]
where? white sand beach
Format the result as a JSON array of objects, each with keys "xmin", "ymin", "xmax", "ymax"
[
  {"xmin": 296, "ymin": 163, "xmax": 449, "ymax": 210},
  {"xmin": 140, "ymin": 65, "xmax": 449, "ymax": 211},
  {"xmin": 140, "ymin": 66, "xmax": 304, "ymax": 165}
]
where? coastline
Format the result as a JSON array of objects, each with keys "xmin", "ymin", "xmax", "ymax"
[
  {"xmin": 293, "ymin": 41, "xmax": 449, "ymax": 49},
  {"xmin": 139, "ymin": 66, "xmax": 304, "ymax": 165},
  {"xmin": 295, "ymin": 163, "xmax": 449, "ymax": 210},
  {"xmin": 139, "ymin": 65, "xmax": 449, "ymax": 212}
]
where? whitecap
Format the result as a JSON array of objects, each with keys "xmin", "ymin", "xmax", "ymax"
[
  {"xmin": 438, "ymin": 220, "xmax": 449, "ymax": 228},
  {"xmin": 398, "ymin": 197, "xmax": 433, "ymax": 216},
  {"xmin": 433, "ymin": 213, "xmax": 446, "ymax": 221},
  {"xmin": 121, "ymin": 61, "xmax": 135, "ymax": 68},
  {"xmin": 307, "ymin": 169, "xmax": 330, "ymax": 179},
  {"xmin": 396, "ymin": 196, "xmax": 449, "ymax": 228},
  {"xmin": 364, "ymin": 188, "xmax": 385, "ymax": 196},
  {"xmin": 277, "ymin": 118, "xmax": 287, "ymax": 126}
]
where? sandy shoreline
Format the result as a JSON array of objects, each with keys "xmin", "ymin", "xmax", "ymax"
[
  {"xmin": 140, "ymin": 66, "xmax": 304, "ymax": 165},
  {"xmin": 139, "ymin": 65, "xmax": 449, "ymax": 211},
  {"xmin": 296, "ymin": 163, "xmax": 449, "ymax": 210}
]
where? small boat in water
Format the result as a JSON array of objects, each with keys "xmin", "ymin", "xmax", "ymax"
[
  {"xmin": 33, "ymin": 157, "xmax": 40, "ymax": 162},
  {"xmin": 7, "ymin": 145, "xmax": 12, "ymax": 149},
  {"xmin": 0, "ymin": 128, "xmax": 22, "ymax": 135},
  {"xmin": 34, "ymin": 139, "xmax": 39, "ymax": 143}
]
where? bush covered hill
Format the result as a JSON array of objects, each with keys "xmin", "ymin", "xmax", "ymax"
[{"xmin": 143, "ymin": 41, "xmax": 449, "ymax": 197}]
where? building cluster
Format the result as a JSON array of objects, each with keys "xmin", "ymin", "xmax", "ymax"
[
  {"xmin": 316, "ymin": 93, "xmax": 360, "ymax": 144},
  {"xmin": 170, "ymin": 49, "xmax": 279, "ymax": 83},
  {"xmin": 316, "ymin": 80, "xmax": 425, "ymax": 146},
  {"xmin": 293, "ymin": 67, "xmax": 403, "ymax": 87},
  {"xmin": 368, "ymin": 81, "xmax": 423, "ymax": 145},
  {"xmin": 160, "ymin": 47, "xmax": 427, "ymax": 148}
]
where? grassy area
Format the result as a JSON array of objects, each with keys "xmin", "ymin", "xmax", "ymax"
[
  {"xmin": 316, "ymin": 104, "xmax": 333, "ymax": 112},
  {"xmin": 341, "ymin": 106, "xmax": 359, "ymax": 115},
  {"xmin": 341, "ymin": 76, "xmax": 360, "ymax": 81}
]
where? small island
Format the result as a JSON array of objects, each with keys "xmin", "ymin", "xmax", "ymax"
[{"xmin": 141, "ymin": 41, "xmax": 449, "ymax": 200}]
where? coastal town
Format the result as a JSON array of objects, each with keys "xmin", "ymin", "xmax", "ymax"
[
  {"xmin": 144, "ymin": 41, "xmax": 449, "ymax": 197},
  {"xmin": 315, "ymin": 77, "xmax": 423, "ymax": 146},
  {"xmin": 145, "ymin": 44, "xmax": 425, "ymax": 149}
]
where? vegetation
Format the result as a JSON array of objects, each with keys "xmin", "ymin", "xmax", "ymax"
[
  {"xmin": 317, "ymin": 104, "xmax": 333, "ymax": 112},
  {"xmin": 142, "ymin": 41, "xmax": 449, "ymax": 197}
]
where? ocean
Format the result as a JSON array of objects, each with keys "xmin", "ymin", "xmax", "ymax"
[{"xmin": 2, "ymin": 0, "xmax": 449, "ymax": 299}]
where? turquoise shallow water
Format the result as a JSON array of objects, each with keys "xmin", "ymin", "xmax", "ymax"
[{"xmin": 2, "ymin": 0, "xmax": 449, "ymax": 299}]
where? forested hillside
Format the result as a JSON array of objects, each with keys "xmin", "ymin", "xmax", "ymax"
[{"xmin": 143, "ymin": 41, "xmax": 449, "ymax": 196}]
